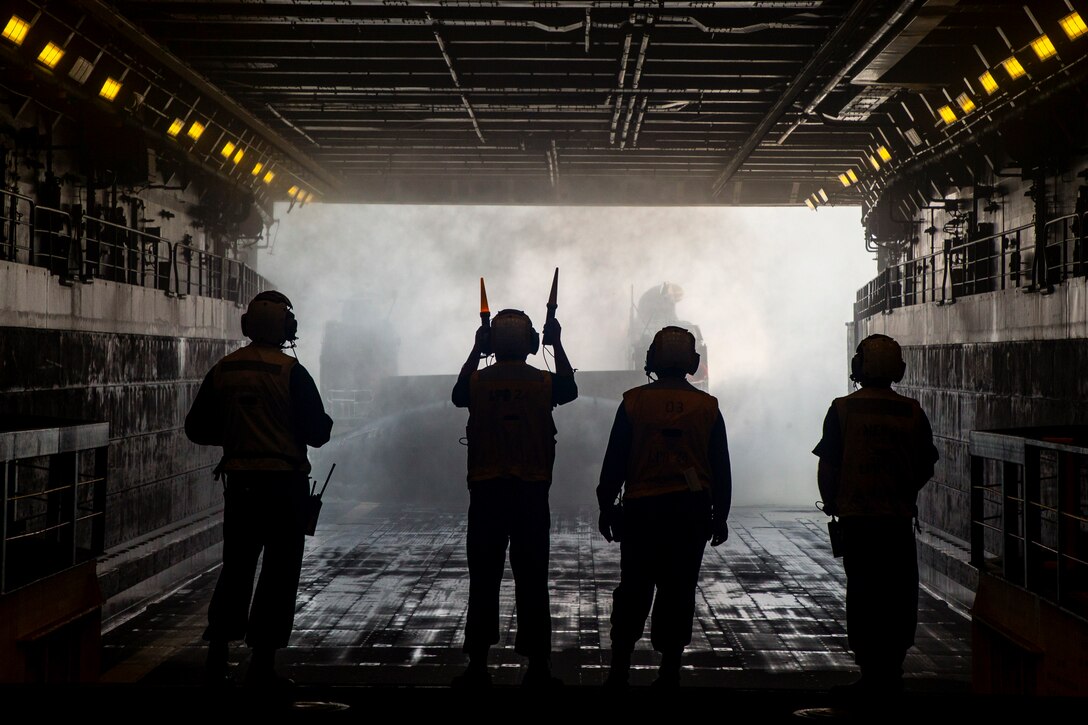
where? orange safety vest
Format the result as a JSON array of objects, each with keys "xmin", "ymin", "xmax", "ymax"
[
  {"xmin": 833, "ymin": 387, "xmax": 929, "ymax": 517},
  {"xmin": 623, "ymin": 384, "xmax": 717, "ymax": 499},
  {"xmin": 466, "ymin": 362, "xmax": 556, "ymax": 483},
  {"xmin": 212, "ymin": 344, "xmax": 309, "ymax": 473}
]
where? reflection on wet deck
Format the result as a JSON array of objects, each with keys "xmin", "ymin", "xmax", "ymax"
[{"xmin": 101, "ymin": 505, "xmax": 971, "ymax": 692}]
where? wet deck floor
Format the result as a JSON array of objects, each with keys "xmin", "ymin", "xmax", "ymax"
[{"xmin": 82, "ymin": 505, "xmax": 979, "ymax": 713}]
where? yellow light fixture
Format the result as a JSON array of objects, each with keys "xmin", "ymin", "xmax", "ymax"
[
  {"xmin": 232, "ymin": 148, "xmax": 245, "ymax": 164},
  {"xmin": 846, "ymin": 169, "xmax": 858, "ymax": 184},
  {"xmin": 305, "ymin": 193, "xmax": 315, "ymax": 204},
  {"xmin": 288, "ymin": 185, "xmax": 299, "ymax": 197},
  {"xmin": 251, "ymin": 162, "xmax": 264, "ymax": 176},
  {"xmin": 37, "ymin": 42, "xmax": 64, "ymax": 69},
  {"xmin": 187, "ymin": 121, "xmax": 205, "ymax": 141},
  {"xmin": 979, "ymin": 71, "xmax": 999, "ymax": 95},
  {"xmin": 3, "ymin": 16, "xmax": 30, "ymax": 46},
  {"xmin": 220, "ymin": 141, "xmax": 236, "ymax": 159},
  {"xmin": 838, "ymin": 173, "xmax": 851, "ymax": 187},
  {"xmin": 1030, "ymin": 34, "xmax": 1057, "ymax": 61},
  {"xmin": 99, "ymin": 77, "xmax": 122, "ymax": 101},
  {"xmin": 956, "ymin": 93, "xmax": 976, "ymax": 114},
  {"xmin": 1002, "ymin": 55, "xmax": 1026, "ymax": 79},
  {"xmin": 937, "ymin": 105, "xmax": 957, "ymax": 124},
  {"xmin": 263, "ymin": 170, "xmax": 275, "ymax": 184},
  {"xmin": 167, "ymin": 119, "xmax": 184, "ymax": 137},
  {"xmin": 817, "ymin": 189, "xmax": 829, "ymax": 203},
  {"xmin": 804, "ymin": 198, "xmax": 816, "ymax": 210},
  {"xmin": 869, "ymin": 155, "xmax": 881, "ymax": 171},
  {"xmin": 877, "ymin": 146, "xmax": 892, "ymax": 162},
  {"xmin": 1059, "ymin": 11, "xmax": 1087, "ymax": 40}
]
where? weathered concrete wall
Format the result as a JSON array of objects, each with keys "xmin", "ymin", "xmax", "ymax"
[
  {"xmin": 858, "ymin": 260, "xmax": 1088, "ymax": 611},
  {"xmin": 0, "ymin": 260, "xmax": 245, "ymax": 610},
  {"xmin": 0, "ymin": 261, "xmax": 243, "ymax": 338}
]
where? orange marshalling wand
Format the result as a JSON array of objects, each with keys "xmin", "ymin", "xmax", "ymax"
[{"xmin": 479, "ymin": 277, "xmax": 491, "ymax": 357}]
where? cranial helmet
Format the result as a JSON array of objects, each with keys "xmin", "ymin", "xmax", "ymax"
[
  {"xmin": 850, "ymin": 334, "xmax": 905, "ymax": 385},
  {"xmin": 490, "ymin": 309, "xmax": 539, "ymax": 358},
  {"xmin": 241, "ymin": 290, "xmax": 298, "ymax": 347},
  {"xmin": 645, "ymin": 326, "xmax": 700, "ymax": 376}
]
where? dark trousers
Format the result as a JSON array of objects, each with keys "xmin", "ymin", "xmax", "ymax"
[
  {"xmin": 463, "ymin": 479, "xmax": 551, "ymax": 659},
  {"xmin": 841, "ymin": 516, "xmax": 918, "ymax": 680},
  {"xmin": 203, "ymin": 472, "xmax": 309, "ymax": 650},
  {"xmin": 610, "ymin": 492, "xmax": 710, "ymax": 654}
]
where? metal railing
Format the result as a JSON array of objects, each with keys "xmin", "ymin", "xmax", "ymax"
[
  {"xmin": 172, "ymin": 242, "xmax": 225, "ymax": 299},
  {"xmin": 855, "ymin": 213, "xmax": 1088, "ymax": 321},
  {"xmin": 81, "ymin": 216, "xmax": 172, "ymax": 291},
  {"xmin": 0, "ymin": 187, "xmax": 270, "ymax": 304},
  {"xmin": 970, "ymin": 428, "xmax": 1088, "ymax": 621},
  {"xmin": 2, "ymin": 423, "xmax": 108, "ymax": 595},
  {"xmin": 34, "ymin": 205, "xmax": 76, "ymax": 279},
  {"xmin": 0, "ymin": 189, "xmax": 34, "ymax": 265}
]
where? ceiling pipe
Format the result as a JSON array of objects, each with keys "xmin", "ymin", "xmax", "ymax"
[
  {"xmin": 632, "ymin": 33, "xmax": 651, "ymax": 90},
  {"xmin": 619, "ymin": 95, "xmax": 638, "ymax": 148},
  {"xmin": 228, "ymin": 85, "xmax": 768, "ymax": 96},
  {"xmin": 630, "ymin": 97, "xmax": 650, "ymax": 147},
  {"xmin": 265, "ymin": 103, "xmax": 322, "ymax": 148},
  {"xmin": 164, "ymin": 1, "xmax": 825, "ymax": 10},
  {"xmin": 430, "ymin": 20, "xmax": 487, "ymax": 143},
  {"xmin": 662, "ymin": 15, "xmax": 821, "ymax": 34},
  {"xmin": 609, "ymin": 33, "xmax": 634, "ymax": 145}
]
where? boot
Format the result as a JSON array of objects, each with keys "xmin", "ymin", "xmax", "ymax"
[
  {"xmin": 651, "ymin": 649, "xmax": 682, "ymax": 688},
  {"xmin": 451, "ymin": 652, "xmax": 492, "ymax": 688},
  {"xmin": 603, "ymin": 649, "xmax": 631, "ymax": 688},
  {"xmin": 245, "ymin": 647, "xmax": 295, "ymax": 688},
  {"xmin": 204, "ymin": 640, "xmax": 233, "ymax": 686},
  {"xmin": 522, "ymin": 655, "xmax": 563, "ymax": 688}
]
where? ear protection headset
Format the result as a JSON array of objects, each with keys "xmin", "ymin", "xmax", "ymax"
[
  {"xmin": 645, "ymin": 326, "xmax": 700, "ymax": 376},
  {"xmin": 850, "ymin": 333, "xmax": 905, "ymax": 384},
  {"xmin": 241, "ymin": 290, "xmax": 298, "ymax": 347},
  {"xmin": 491, "ymin": 309, "xmax": 539, "ymax": 357}
]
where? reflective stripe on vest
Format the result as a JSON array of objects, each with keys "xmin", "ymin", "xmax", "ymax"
[
  {"xmin": 833, "ymin": 390, "xmax": 923, "ymax": 517},
  {"xmin": 466, "ymin": 362, "xmax": 555, "ymax": 483},
  {"xmin": 623, "ymin": 386, "xmax": 717, "ymax": 499},
  {"xmin": 213, "ymin": 344, "xmax": 307, "ymax": 472}
]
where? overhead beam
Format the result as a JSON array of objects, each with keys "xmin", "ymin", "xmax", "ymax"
[
  {"xmin": 710, "ymin": 0, "xmax": 884, "ymax": 197},
  {"xmin": 75, "ymin": 0, "xmax": 342, "ymax": 193}
]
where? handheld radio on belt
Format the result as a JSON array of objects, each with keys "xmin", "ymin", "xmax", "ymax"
[{"xmin": 304, "ymin": 463, "xmax": 335, "ymax": 536}]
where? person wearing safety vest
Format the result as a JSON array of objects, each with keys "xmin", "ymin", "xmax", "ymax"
[
  {"xmin": 451, "ymin": 308, "xmax": 577, "ymax": 687},
  {"xmin": 597, "ymin": 326, "xmax": 732, "ymax": 688},
  {"xmin": 185, "ymin": 290, "xmax": 333, "ymax": 688},
  {"xmin": 812, "ymin": 333, "xmax": 939, "ymax": 695}
]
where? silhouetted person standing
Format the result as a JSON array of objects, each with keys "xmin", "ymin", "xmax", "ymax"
[
  {"xmin": 813, "ymin": 333, "xmax": 938, "ymax": 694},
  {"xmin": 598, "ymin": 326, "xmax": 731, "ymax": 687},
  {"xmin": 451, "ymin": 309, "xmax": 576, "ymax": 687},
  {"xmin": 186, "ymin": 290, "xmax": 332, "ymax": 687}
]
